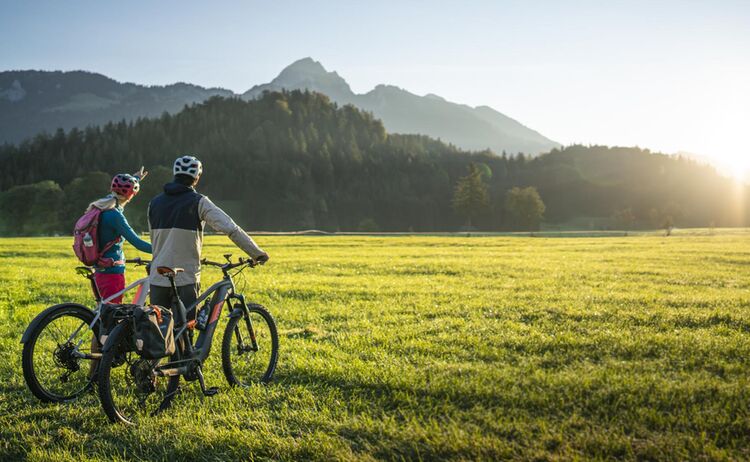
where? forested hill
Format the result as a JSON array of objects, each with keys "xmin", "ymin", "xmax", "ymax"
[{"xmin": 0, "ymin": 90, "xmax": 746, "ymax": 235}]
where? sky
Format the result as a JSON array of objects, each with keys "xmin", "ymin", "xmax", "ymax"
[{"xmin": 2, "ymin": 0, "xmax": 749, "ymax": 177}]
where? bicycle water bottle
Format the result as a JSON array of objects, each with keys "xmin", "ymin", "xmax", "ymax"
[
  {"xmin": 83, "ymin": 232, "xmax": 94, "ymax": 247},
  {"xmin": 196, "ymin": 302, "xmax": 210, "ymax": 330}
]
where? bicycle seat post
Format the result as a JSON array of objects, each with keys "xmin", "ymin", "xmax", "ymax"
[
  {"xmin": 164, "ymin": 274, "xmax": 183, "ymax": 325},
  {"xmin": 88, "ymin": 271, "xmax": 101, "ymax": 302},
  {"xmin": 167, "ymin": 272, "xmax": 179, "ymax": 297},
  {"xmin": 158, "ymin": 268, "xmax": 193, "ymax": 354}
]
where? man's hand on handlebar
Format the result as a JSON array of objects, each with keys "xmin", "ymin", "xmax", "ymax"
[{"xmin": 254, "ymin": 252, "xmax": 270, "ymax": 265}]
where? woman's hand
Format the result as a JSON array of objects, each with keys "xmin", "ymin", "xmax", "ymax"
[{"xmin": 132, "ymin": 166, "xmax": 148, "ymax": 181}]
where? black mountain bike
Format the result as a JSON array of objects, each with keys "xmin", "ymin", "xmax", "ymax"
[{"xmin": 96, "ymin": 255, "xmax": 279, "ymax": 425}]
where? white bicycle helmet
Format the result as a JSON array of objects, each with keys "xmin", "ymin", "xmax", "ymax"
[{"xmin": 173, "ymin": 155, "xmax": 203, "ymax": 179}]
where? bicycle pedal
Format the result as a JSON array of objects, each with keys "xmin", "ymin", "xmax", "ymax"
[{"xmin": 203, "ymin": 386, "xmax": 219, "ymax": 397}]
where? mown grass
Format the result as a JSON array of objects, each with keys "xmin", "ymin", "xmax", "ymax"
[{"xmin": 1, "ymin": 232, "xmax": 749, "ymax": 461}]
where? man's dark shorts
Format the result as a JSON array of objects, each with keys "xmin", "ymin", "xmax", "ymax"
[{"xmin": 150, "ymin": 284, "xmax": 200, "ymax": 323}]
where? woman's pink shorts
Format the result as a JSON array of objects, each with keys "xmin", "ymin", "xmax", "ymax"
[{"xmin": 94, "ymin": 273, "xmax": 126, "ymax": 304}]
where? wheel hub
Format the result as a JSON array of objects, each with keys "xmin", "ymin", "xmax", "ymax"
[
  {"xmin": 130, "ymin": 359, "xmax": 156, "ymax": 395},
  {"xmin": 53, "ymin": 342, "xmax": 80, "ymax": 372}
]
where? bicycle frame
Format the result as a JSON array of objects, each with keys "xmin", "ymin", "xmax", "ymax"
[
  {"xmin": 36, "ymin": 272, "xmax": 152, "ymax": 362},
  {"xmin": 88, "ymin": 276, "xmax": 150, "ymax": 330},
  {"xmin": 154, "ymin": 273, "xmax": 251, "ymax": 377}
]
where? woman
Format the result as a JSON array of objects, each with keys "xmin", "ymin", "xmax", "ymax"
[{"xmin": 90, "ymin": 167, "xmax": 152, "ymax": 303}]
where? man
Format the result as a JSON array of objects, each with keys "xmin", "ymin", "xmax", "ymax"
[{"xmin": 148, "ymin": 155, "xmax": 269, "ymax": 318}]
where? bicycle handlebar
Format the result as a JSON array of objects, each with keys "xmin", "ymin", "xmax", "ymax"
[
  {"xmin": 200, "ymin": 257, "xmax": 259, "ymax": 270},
  {"xmin": 125, "ymin": 258, "xmax": 151, "ymax": 265}
]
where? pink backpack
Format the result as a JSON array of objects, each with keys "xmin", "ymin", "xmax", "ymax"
[{"xmin": 72, "ymin": 207, "xmax": 121, "ymax": 267}]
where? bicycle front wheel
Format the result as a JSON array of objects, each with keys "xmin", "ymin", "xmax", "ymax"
[
  {"xmin": 221, "ymin": 303, "xmax": 279, "ymax": 387},
  {"xmin": 22, "ymin": 304, "xmax": 97, "ymax": 402}
]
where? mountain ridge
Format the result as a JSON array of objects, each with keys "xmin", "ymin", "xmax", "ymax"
[
  {"xmin": 243, "ymin": 58, "xmax": 559, "ymax": 155},
  {"xmin": 0, "ymin": 70, "xmax": 233, "ymax": 144},
  {"xmin": 0, "ymin": 58, "xmax": 558, "ymax": 154}
]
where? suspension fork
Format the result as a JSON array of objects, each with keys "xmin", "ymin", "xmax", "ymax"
[{"xmin": 229, "ymin": 294, "xmax": 259, "ymax": 352}]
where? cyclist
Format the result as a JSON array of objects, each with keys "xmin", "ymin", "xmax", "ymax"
[
  {"xmin": 90, "ymin": 168, "xmax": 152, "ymax": 303},
  {"xmin": 147, "ymin": 156, "xmax": 269, "ymax": 319},
  {"xmin": 88, "ymin": 168, "xmax": 152, "ymax": 377}
]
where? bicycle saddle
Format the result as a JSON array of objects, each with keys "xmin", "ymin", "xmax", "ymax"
[{"xmin": 157, "ymin": 266, "xmax": 184, "ymax": 277}]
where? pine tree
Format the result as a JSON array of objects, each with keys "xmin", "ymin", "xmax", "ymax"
[{"xmin": 452, "ymin": 163, "xmax": 489, "ymax": 229}]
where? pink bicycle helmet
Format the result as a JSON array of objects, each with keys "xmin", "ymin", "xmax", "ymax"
[{"xmin": 110, "ymin": 174, "xmax": 140, "ymax": 199}]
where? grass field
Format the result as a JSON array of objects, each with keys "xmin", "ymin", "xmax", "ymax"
[{"xmin": 1, "ymin": 232, "xmax": 750, "ymax": 461}]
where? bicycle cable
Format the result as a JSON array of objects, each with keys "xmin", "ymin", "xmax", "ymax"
[{"xmin": 229, "ymin": 264, "xmax": 250, "ymax": 294}]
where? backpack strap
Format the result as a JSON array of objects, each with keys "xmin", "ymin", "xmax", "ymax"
[
  {"xmin": 96, "ymin": 237, "xmax": 124, "ymax": 268},
  {"xmin": 100, "ymin": 236, "xmax": 122, "ymax": 254}
]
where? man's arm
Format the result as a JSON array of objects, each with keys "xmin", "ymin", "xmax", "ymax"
[{"xmin": 198, "ymin": 197, "xmax": 267, "ymax": 259}]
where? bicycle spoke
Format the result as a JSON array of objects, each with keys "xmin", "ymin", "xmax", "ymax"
[
  {"xmin": 31, "ymin": 312, "xmax": 95, "ymax": 399},
  {"xmin": 66, "ymin": 322, "xmax": 87, "ymax": 344},
  {"xmin": 48, "ymin": 323, "xmax": 69, "ymax": 343}
]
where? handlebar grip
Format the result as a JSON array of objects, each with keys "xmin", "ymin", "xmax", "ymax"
[
  {"xmin": 126, "ymin": 258, "xmax": 150, "ymax": 264},
  {"xmin": 201, "ymin": 259, "xmax": 224, "ymax": 267}
]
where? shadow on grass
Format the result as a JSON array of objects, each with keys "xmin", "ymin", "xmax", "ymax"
[
  {"xmin": 274, "ymin": 362, "xmax": 505, "ymax": 413},
  {"xmin": 270, "ymin": 366, "xmax": 516, "ymax": 459}
]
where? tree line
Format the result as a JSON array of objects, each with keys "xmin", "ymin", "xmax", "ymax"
[{"xmin": 0, "ymin": 90, "xmax": 746, "ymax": 235}]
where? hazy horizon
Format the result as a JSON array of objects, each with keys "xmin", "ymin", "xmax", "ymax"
[{"xmin": 2, "ymin": 0, "xmax": 748, "ymax": 176}]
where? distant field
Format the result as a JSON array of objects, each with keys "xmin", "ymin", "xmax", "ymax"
[{"xmin": 1, "ymin": 233, "xmax": 750, "ymax": 461}]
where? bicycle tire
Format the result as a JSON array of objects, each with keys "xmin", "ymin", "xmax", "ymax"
[
  {"xmin": 97, "ymin": 323, "xmax": 180, "ymax": 425},
  {"xmin": 22, "ymin": 304, "xmax": 97, "ymax": 402},
  {"xmin": 221, "ymin": 303, "xmax": 279, "ymax": 387}
]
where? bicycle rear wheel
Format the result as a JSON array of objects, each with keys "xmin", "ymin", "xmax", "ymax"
[
  {"xmin": 22, "ymin": 304, "xmax": 97, "ymax": 402},
  {"xmin": 97, "ymin": 323, "xmax": 179, "ymax": 425},
  {"xmin": 221, "ymin": 303, "xmax": 279, "ymax": 387}
]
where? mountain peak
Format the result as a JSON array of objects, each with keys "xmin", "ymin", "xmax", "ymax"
[
  {"xmin": 244, "ymin": 57, "xmax": 353, "ymax": 101},
  {"xmin": 279, "ymin": 57, "xmax": 328, "ymax": 77},
  {"xmin": 369, "ymin": 84, "xmax": 408, "ymax": 95}
]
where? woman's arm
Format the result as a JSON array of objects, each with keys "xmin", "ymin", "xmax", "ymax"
[{"xmin": 113, "ymin": 210, "xmax": 152, "ymax": 254}]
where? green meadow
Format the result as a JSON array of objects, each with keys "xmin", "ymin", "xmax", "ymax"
[{"xmin": 1, "ymin": 232, "xmax": 749, "ymax": 461}]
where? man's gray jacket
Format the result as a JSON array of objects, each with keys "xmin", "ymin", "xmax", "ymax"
[{"xmin": 147, "ymin": 182, "xmax": 264, "ymax": 287}]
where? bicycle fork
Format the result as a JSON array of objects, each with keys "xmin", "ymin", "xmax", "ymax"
[{"xmin": 229, "ymin": 295, "xmax": 259, "ymax": 354}]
